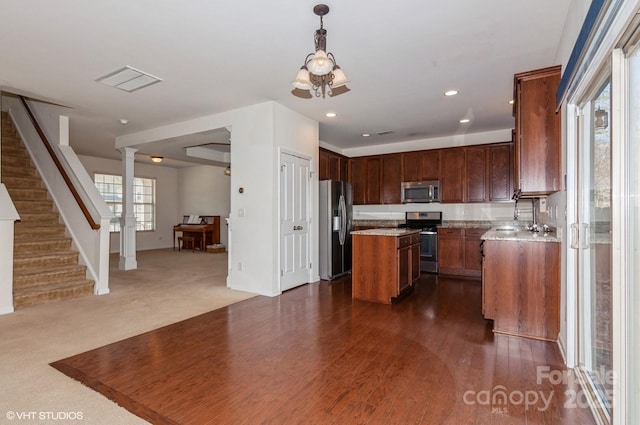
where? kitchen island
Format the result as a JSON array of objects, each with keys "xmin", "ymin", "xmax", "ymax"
[{"xmin": 351, "ymin": 228, "xmax": 421, "ymax": 304}]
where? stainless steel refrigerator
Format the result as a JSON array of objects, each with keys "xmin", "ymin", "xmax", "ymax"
[{"xmin": 319, "ymin": 180, "xmax": 353, "ymax": 280}]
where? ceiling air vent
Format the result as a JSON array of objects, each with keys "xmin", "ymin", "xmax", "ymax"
[
  {"xmin": 377, "ymin": 130, "xmax": 394, "ymax": 136},
  {"xmin": 96, "ymin": 66, "xmax": 162, "ymax": 92}
]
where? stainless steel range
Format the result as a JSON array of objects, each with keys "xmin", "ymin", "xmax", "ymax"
[{"xmin": 404, "ymin": 211, "xmax": 442, "ymax": 273}]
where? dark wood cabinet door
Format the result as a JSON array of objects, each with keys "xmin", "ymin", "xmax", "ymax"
[
  {"xmin": 382, "ymin": 154, "xmax": 402, "ymax": 204},
  {"xmin": 514, "ymin": 66, "xmax": 561, "ymax": 194},
  {"xmin": 440, "ymin": 148, "xmax": 465, "ymax": 203},
  {"xmin": 319, "ymin": 150, "xmax": 329, "ymax": 180},
  {"xmin": 397, "ymin": 245, "xmax": 410, "ymax": 293},
  {"xmin": 463, "ymin": 229, "xmax": 484, "ymax": 273},
  {"xmin": 351, "ymin": 157, "xmax": 367, "ymax": 204},
  {"xmin": 488, "ymin": 143, "xmax": 513, "ymax": 201},
  {"xmin": 410, "ymin": 243, "xmax": 420, "ymax": 282},
  {"xmin": 437, "ymin": 228, "xmax": 464, "ymax": 273},
  {"xmin": 366, "ymin": 157, "xmax": 382, "ymax": 204},
  {"xmin": 340, "ymin": 157, "xmax": 349, "ymax": 182},
  {"xmin": 329, "ymin": 155, "xmax": 340, "ymax": 180},
  {"xmin": 464, "ymin": 146, "xmax": 487, "ymax": 202},
  {"xmin": 421, "ymin": 150, "xmax": 441, "ymax": 180},
  {"xmin": 402, "ymin": 152, "xmax": 421, "ymax": 182}
]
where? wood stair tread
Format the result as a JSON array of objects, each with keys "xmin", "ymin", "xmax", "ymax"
[{"xmin": 13, "ymin": 263, "xmax": 87, "ymax": 277}]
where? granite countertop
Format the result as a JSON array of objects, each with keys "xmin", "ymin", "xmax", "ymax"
[
  {"xmin": 440, "ymin": 220, "xmax": 492, "ymax": 229},
  {"xmin": 481, "ymin": 227, "xmax": 561, "ymax": 243},
  {"xmin": 352, "ymin": 219, "xmax": 405, "ymax": 228},
  {"xmin": 351, "ymin": 228, "xmax": 421, "ymax": 237}
]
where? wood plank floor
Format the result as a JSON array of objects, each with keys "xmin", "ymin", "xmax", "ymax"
[{"xmin": 51, "ymin": 274, "xmax": 596, "ymax": 425}]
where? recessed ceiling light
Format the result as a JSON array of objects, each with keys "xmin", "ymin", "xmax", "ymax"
[
  {"xmin": 508, "ymin": 99, "xmax": 514, "ymax": 105},
  {"xmin": 362, "ymin": 133, "xmax": 370, "ymax": 137},
  {"xmin": 459, "ymin": 118, "xmax": 471, "ymax": 123},
  {"xmin": 444, "ymin": 90, "xmax": 459, "ymax": 96},
  {"xmin": 326, "ymin": 112, "xmax": 337, "ymax": 118},
  {"xmin": 119, "ymin": 119, "xmax": 128, "ymax": 125}
]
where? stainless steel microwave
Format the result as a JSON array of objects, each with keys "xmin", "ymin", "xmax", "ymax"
[{"xmin": 401, "ymin": 180, "xmax": 441, "ymax": 203}]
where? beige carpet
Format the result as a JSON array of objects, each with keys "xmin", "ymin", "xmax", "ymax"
[{"xmin": 0, "ymin": 249, "xmax": 255, "ymax": 425}]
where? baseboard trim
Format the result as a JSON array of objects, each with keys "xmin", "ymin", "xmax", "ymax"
[{"xmin": 0, "ymin": 305, "xmax": 15, "ymax": 315}]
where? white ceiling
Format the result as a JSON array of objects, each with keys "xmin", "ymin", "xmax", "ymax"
[{"xmin": 0, "ymin": 0, "xmax": 571, "ymax": 166}]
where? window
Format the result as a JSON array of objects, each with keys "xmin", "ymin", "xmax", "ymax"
[{"xmin": 94, "ymin": 173, "xmax": 156, "ymax": 232}]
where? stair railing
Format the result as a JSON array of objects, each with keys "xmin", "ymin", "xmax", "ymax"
[{"xmin": 19, "ymin": 96, "xmax": 100, "ymax": 230}]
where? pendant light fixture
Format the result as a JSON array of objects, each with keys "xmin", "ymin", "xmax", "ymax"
[{"xmin": 291, "ymin": 4, "xmax": 350, "ymax": 99}]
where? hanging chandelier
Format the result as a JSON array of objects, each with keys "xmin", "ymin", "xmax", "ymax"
[{"xmin": 291, "ymin": 4, "xmax": 350, "ymax": 99}]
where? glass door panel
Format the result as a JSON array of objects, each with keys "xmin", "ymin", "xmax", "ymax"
[{"xmin": 578, "ymin": 78, "xmax": 613, "ymax": 417}]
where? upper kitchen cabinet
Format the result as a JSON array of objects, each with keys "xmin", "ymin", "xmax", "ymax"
[
  {"xmin": 488, "ymin": 142, "xmax": 513, "ymax": 202},
  {"xmin": 382, "ymin": 154, "xmax": 402, "ymax": 204},
  {"xmin": 440, "ymin": 148, "xmax": 465, "ymax": 203},
  {"xmin": 402, "ymin": 150, "xmax": 440, "ymax": 182},
  {"xmin": 464, "ymin": 146, "xmax": 488, "ymax": 202},
  {"xmin": 351, "ymin": 156, "xmax": 382, "ymax": 205},
  {"xmin": 319, "ymin": 148, "xmax": 349, "ymax": 181},
  {"xmin": 402, "ymin": 152, "xmax": 421, "ymax": 182},
  {"xmin": 513, "ymin": 66, "xmax": 562, "ymax": 195}
]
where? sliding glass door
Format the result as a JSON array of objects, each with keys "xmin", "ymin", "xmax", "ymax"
[
  {"xmin": 627, "ymin": 40, "xmax": 640, "ymax": 425},
  {"xmin": 576, "ymin": 76, "xmax": 614, "ymax": 420}
]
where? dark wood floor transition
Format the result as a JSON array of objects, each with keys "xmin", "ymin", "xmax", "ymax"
[{"xmin": 51, "ymin": 274, "xmax": 596, "ymax": 425}]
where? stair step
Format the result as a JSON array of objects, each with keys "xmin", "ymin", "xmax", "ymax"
[
  {"xmin": 1, "ymin": 155, "xmax": 31, "ymax": 168},
  {"xmin": 14, "ymin": 238, "xmax": 71, "ymax": 254},
  {"xmin": 13, "ymin": 251, "xmax": 80, "ymax": 270},
  {"xmin": 6, "ymin": 187, "xmax": 49, "ymax": 201},
  {"xmin": 0, "ymin": 145, "xmax": 28, "ymax": 157},
  {"xmin": 15, "ymin": 224, "xmax": 66, "ymax": 239},
  {"xmin": 0, "ymin": 175, "xmax": 42, "ymax": 189},
  {"xmin": 1, "ymin": 164, "xmax": 37, "ymax": 177},
  {"xmin": 13, "ymin": 212, "xmax": 60, "ymax": 225},
  {"xmin": 12, "ymin": 200, "xmax": 55, "ymax": 214},
  {"xmin": 13, "ymin": 280, "xmax": 94, "ymax": 308},
  {"xmin": 14, "ymin": 264, "xmax": 88, "ymax": 289}
]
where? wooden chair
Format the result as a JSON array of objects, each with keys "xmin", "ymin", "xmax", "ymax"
[{"xmin": 177, "ymin": 236, "xmax": 195, "ymax": 252}]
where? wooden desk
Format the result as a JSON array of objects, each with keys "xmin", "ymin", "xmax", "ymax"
[{"xmin": 173, "ymin": 216, "xmax": 220, "ymax": 252}]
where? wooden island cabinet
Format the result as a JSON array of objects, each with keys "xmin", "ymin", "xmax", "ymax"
[{"xmin": 351, "ymin": 229, "xmax": 421, "ymax": 304}]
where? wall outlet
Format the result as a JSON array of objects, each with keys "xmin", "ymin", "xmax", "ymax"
[
  {"xmin": 539, "ymin": 198, "xmax": 547, "ymax": 213},
  {"xmin": 238, "ymin": 208, "xmax": 245, "ymax": 217}
]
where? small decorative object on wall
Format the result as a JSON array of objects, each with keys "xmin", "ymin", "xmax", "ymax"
[{"xmin": 291, "ymin": 4, "xmax": 350, "ymax": 99}]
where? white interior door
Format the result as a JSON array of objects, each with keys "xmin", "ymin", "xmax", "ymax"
[{"xmin": 280, "ymin": 151, "xmax": 311, "ymax": 291}]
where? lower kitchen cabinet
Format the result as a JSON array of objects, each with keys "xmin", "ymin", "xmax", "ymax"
[
  {"xmin": 438, "ymin": 227, "xmax": 486, "ymax": 278},
  {"xmin": 352, "ymin": 230, "xmax": 421, "ymax": 304},
  {"xmin": 482, "ymin": 239, "xmax": 560, "ymax": 341}
]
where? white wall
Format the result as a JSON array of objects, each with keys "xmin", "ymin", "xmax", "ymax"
[
  {"xmin": 178, "ymin": 164, "xmax": 230, "ymax": 248},
  {"xmin": 549, "ymin": 0, "xmax": 592, "ymax": 360},
  {"xmin": 114, "ymin": 101, "xmax": 319, "ymax": 297},
  {"xmin": 78, "ymin": 155, "xmax": 179, "ymax": 253}
]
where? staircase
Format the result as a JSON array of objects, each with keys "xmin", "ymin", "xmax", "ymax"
[{"xmin": 1, "ymin": 112, "xmax": 94, "ymax": 308}]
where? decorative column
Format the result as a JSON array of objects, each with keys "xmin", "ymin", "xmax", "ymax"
[{"xmin": 119, "ymin": 147, "xmax": 138, "ymax": 270}]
